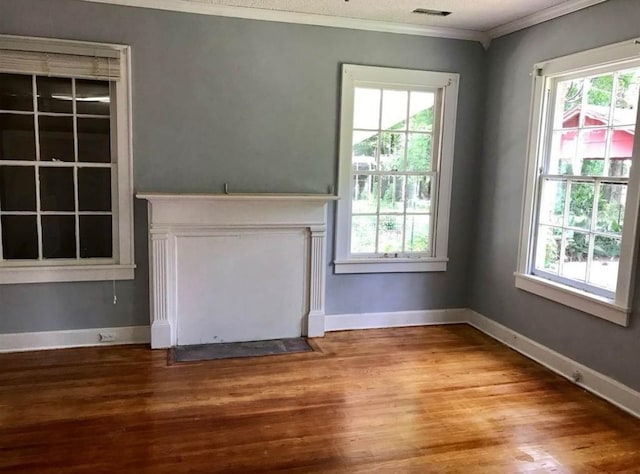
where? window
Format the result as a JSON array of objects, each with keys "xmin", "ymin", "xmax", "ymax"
[
  {"xmin": 0, "ymin": 35, "xmax": 134, "ymax": 284},
  {"xmin": 334, "ymin": 65, "xmax": 459, "ymax": 274},
  {"xmin": 516, "ymin": 39, "xmax": 640, "ymax": 326}
]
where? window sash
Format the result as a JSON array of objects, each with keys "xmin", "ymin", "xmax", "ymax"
[
  {"xmin": 531, "ymin": 174, "xmax": 626, "ymax": 299},
  {"xmin": 517, "ymin": 39, "xmax": 640, "ymax": 321},
  {"xmin": 0, "ymin": 35, "xmax": 133, "ymax": 284},
  {"xmin": 530, "ymin": 65, "xmax": 638, "ymax": 297},
  {"xmin": 335, "ymin": 64, "xmax": 458, "ymax": 273},
  {"xmin": 349, "ymin": 169, "xmax": 437, "ymax": 257},
  {"xmin": 347, "ymin": 85, "xmax": 443, "ymax": 258},
  {"xmin": 0, "ymin": 74, "xmax": 117, "ymax": 264}
]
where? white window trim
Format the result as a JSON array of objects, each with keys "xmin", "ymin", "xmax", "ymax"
[
  {"xmin": 516, "ymin": 38, "xmax": 640, "ymax": 326},
  {"xmin": 0, "ymin": 35, "xmax": 135, "ymax": 284},
  {"xmin": 334, "ymin": 64, "xmax": 458, "ymax": 274}
]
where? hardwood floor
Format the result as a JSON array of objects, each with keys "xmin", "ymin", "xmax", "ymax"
[{"xmin": 2, "ymin": 325, "xmax": 640, "ymax": 473}]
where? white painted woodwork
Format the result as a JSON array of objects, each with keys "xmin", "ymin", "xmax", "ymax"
[
  {"xmin": 0, "ymin": 35, "xmax": 135, "ymax": 284},
  {"xmin": 137, "ymin": 193, "xmax": 336, "ymax": 348},
  {"xmin": 0, "ymin": 325, "xmax": 150, "ymax": 353},
  {"xmin": 335, "ymin": 65, "xmax": 458, "ymax": 273},
  {"xmin": 516, "ymin": 39, "xmax": 640, "ymax": 325},
  {"xmin": 324, "ymin": 308, "xmax": 467, "ymax": 331},
  {"xmin": 150, "ymin": 235, "xmax": 172, "ymax": 347},
  {"xmin": 79, "ymin": 0, "xmax": 607, "ymax": 46}
]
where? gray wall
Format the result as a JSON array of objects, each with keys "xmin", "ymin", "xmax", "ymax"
[
  {"xmin": 0, "ymin": 0, "xmax": 485, "ymax": 332},
  {"xmin": 470, "ymin": 0, "xmax": 640, "ymax": 391}
]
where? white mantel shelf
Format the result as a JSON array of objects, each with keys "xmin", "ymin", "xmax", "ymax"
[
  {"xmin": 137, "ymin": 192, "xmax": 339, "ymax": 202},
  {"xmin": 137, "ymin": 192, "xmax": 335, "ymax": 348}
]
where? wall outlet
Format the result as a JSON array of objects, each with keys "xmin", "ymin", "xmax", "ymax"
[
  {"xmin": 99, "ymin": 332, "xmax": 116, "ymax": 342},
  {"xmin": 571, "ymin": 370, "xmax": 583, "ymax": 383}
]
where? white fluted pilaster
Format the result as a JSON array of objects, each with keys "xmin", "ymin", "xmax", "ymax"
[
  {"xmin": 150, "ymin": 234, "xmax": 172, "ymax": 348},
  {"xmin": 307, "ymin": 226, "xmax": 326, "ymax": 337}
]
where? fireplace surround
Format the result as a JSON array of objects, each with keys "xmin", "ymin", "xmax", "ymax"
[{"xmin": 137, "ymin": 193, "xmax": 336, "ymax": 348}]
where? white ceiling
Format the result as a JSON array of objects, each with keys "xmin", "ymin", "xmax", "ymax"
[
  {"xmin": 83, "ymin": 0, "xmax": 608, "ymax": 44},
  {"xmin": 215, "ymin": 0, "xmax": 567, "ymax": 31}
]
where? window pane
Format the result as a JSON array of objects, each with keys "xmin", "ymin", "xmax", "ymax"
[
  {"xmin": 79, "ymin": 215, "xmax": 112, "ymax": 258},
  {"xmin": 405, "ymin": 215, "xmax": 429, "ymax": 252},
  {"xmin": 352, "ymin": 131, "xmax": 378, "ymax": 171},
  {"xmin": 78, "ymin": 168, "xmax": 111, "ymax": 212},
  {"xmin": 39, "ymin": 116, "xmax": 74, "ymax": 162},
  {"xmin": 586, "ymin": 74, "xmax": 613, "ymax": 125},
  {"xmin": 0, "ymin": 166, "xmax": 36, "ymax": 211},
  {"xmin": 608, "ymin": 127, "xmax": 634, "ymax": 177},
  {"xmin": 406, "ymin": 175, "xmax": 431, "ymax": 213},
  {"xmin": 351, "ymin": 215, "xmax": 376, "ymax": 253},
  {"xmin": 406, "ymin": 133, "xmax": 431, "ymax": 172},
  {"xmin": 535, "ymin": 225, "xmax": 562, "ymax": 274},
  {"xmin": 556, "ymin": 79, "xmax": 583, "ymax": 129},
  {"xmin": 378, "ymin": 215, "xmax": 403, "ymax": 253},
  {"xmin": 0, "ymin": 73, "xmax": 33, "ymax": 111},
  {"xmin": 76, "ymin": 80, "xmax": 110, "ymax": 115},
  {"xmin": 532, "ymin": 63, "xmax": 638, "ymax": 297},
  {"xmin": 379, "ymin": 175, "xmax": 404, "ymax": 212},
  {"xmin": 597, "ymin": 183, "xmax": 626, "ymax": 234},
  {"xmin": 36, "ymin": 77, "xmax": 72, "ymax": 114},
  {"xmin": 353, "ymin": 88, "xmax": 380, "ymax": 129},
  {"xmin": 562, "ymin": 230, "xmax": 589, "ymax": 281},
  {"xmin": 40, "ymin": 167, "xmax": 75, "ymax": 211},
  {"xmin": 380, "ymin": 89, "xmax": 407, "ymax": 131},
  {"xmin": 568, "ymin": 182, "xmax": 593, "ymax": 229},
  {"xmin": 577, "ymin": 128, "xmax": 607, "ymax": 176},
  {"xmin": 42, "ymin": 215, "xmax": 76, "ymax": 258},
  {"xmin": 614, "ymin": 69, "xmax": 640, "ymax": 125},
  {"xmin": 379, "ymin": 132, "xmax": 405, "ymax": 171},
  {"xmin": 539, "ymin": 179, "xmax": 566, "ymax": 226},
  {"xmin": 590, "ymin": 235, "xmax": 620, "ymax": 290},
  {"xmin": 1, "ymin": 215, "xmax": 38, "ymax": 259},
  {"xmin": 352, "ymin": 175, "xmax": 378, "ymax": 214},
  {"xmin": 549, "ymin": 130, "xmax": 576, "ymax": 174},
  {"xmin": 77, "ymin": 118, "xmax": 110, "ymax": 163},
  {"xmin": 0, "ymin": 114, "xmax": 36, "ymax": 161},
  {"xmin": 408, "ymin": 92, "xmax": 434, "ymax": 132}
]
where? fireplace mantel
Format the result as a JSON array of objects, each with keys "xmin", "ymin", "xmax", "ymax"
[{"xmin": 137, "ymin": 193, "xmax": 337, "ymax": 348}]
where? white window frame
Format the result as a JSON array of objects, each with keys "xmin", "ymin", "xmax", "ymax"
[
  {"xmin": 516, "ymin": 38, "xmax": 640, "ymax": 326},
  {"xmin": 334, "ymin": 64, "xmax": 458, "ymax": 274},
  {"xmin": 0, "ymin": 35, "xmax": 135, "ymax": 284}
]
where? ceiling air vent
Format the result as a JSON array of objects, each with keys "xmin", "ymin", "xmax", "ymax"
[{"xmin": 412, "ymin": 8, "xmax": 451, "ymax": 16}]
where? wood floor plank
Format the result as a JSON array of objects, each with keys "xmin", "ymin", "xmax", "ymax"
[{"xmin": 1, "ymin": 325, "xmax": 640, "ymax": 473}]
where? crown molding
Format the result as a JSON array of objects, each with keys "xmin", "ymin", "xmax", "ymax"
[
  {"xmin": 80, "ymin": 0, "xmax": 487, "ymax": 44},
  {"xmin": 487, "ymin": 0, "xmax": 608, "ymax": 39},
  {"xmin": 79, "ymin": 0, "xmax": 607, "ymax": 48}
]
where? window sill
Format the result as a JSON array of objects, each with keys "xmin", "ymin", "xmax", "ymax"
[
  {"xmin": 334, "ymin": 258, "xmax": 448, "ymax": 274},
  {"xmin": 0, "ymin": 264, "xmax": 136, "ymax": 285},
  {"xmin": 514, "ymin": 273, "xmax": 630, "ymax": 326}
]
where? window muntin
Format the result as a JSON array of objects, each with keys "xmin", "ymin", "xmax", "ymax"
[
  {"xmin": 350, "ymin": 87, "xmax": 439, "ymax": 257},
  {"xmin": 0, "ymin": 35, "xmax": 134, "ymax": 284},
  {"xmin": 517, "ymin": 39, "xmax": 640, "ymax": 325},
  {"xmin": 532, "ymin": 67, "xmax": 640, "ymax": 298},
  {"xmin": 0, "ymin": 73, "xmax": 115, "ymax": 262},
  {"xmin": 335, "ymin": 65, "xmax": 458, "ymax": 274}
]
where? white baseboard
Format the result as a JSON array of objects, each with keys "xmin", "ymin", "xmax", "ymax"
[
  {"xmin": 324, "ymin": 308, "xmax": 467, "ymax": 332},
  {"xmin": 0, "ymin": 325, "xmax": 150, "ymax": 353},
  {"xmin": 467, "ymin": 309, "xmax": 640, "ymax": 419}
]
